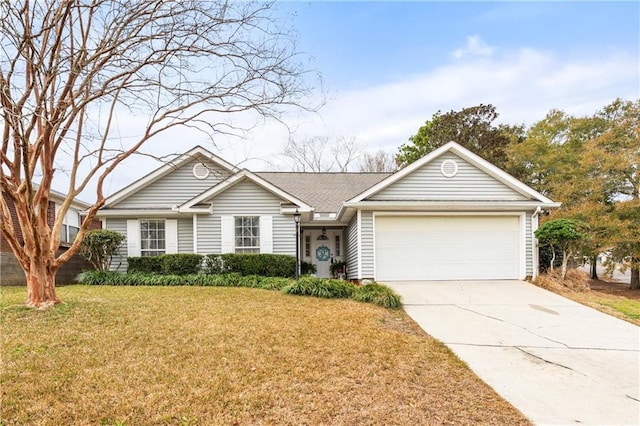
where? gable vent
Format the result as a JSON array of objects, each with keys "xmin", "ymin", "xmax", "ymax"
[
  {"xmin": 193, "ymin": 162, "xmax": 210, "ymax": 180},
  {"xmin": 440, "ymin": 159, "xmax": 458, "ymax": 178}
]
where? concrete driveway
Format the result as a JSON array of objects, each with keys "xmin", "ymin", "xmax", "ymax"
[{"xmin": 386, "ymin": 280, "xmax": 640, "ymax": 425}]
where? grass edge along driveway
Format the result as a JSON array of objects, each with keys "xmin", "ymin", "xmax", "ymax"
[{"xmin": 1, "ymin": 285, "xmax": 530, "ymax": 425}]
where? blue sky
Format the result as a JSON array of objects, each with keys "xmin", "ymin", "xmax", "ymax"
[
  {"xmin": 94, "ymin": 1, "xmax": 640, "ymax": 196},
  {"xmin": 281, "ymin": 1, "xmax": 638, "ymax": 89}
]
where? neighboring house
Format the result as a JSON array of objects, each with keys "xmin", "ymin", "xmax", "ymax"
[
  {"xmin": 0, "ymin": 188, "xmax": 100, "ymax": 285},
  {"xmin": 98, "ymin": 142, "xmax": 559, "ymax": 281}
]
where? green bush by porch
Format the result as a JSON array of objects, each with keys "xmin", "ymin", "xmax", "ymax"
[{"xmin": 76, "ymin": 271, "xmax": 401, "ymax": 309}]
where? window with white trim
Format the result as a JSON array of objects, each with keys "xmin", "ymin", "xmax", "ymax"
[
  {"xmin": 57, "ymin": 204, "xmax": 80, "ymax": 243},
  {"xmin": 305, "ymin": 234, "xmax": 311, "ymax": 257},
  {"xmin": 140, "ymin": 219, "xmax": 165, "ymax": 256},
  {"xmin": 334, "ymin": 234, "xmax": 341, "ymax": 257},
  {"xmin": 235, "ymin": 216, "xmax": 260, "ymax": 253}
]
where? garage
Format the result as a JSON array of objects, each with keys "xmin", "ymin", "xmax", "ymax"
[{"xmin": 375, "ymin": 215, "xmax": 521, "ymax": 281}]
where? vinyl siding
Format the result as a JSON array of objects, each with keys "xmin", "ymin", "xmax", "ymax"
[
  {"xmin": 272, "ymin": 215, "xmax": 296, "ymax": 255},
  {"xmin": 113, "ymin": 158, "xmax": 232, "ymax": 208},
  {"xmin": 360, "ymin": 211, "xmax": 374, "ymax": 279},
  {"xmin": 197, "ymin": 215, "xmax": 220, "ymax": 254},
  {"xmin": 105, "ymin": 218, "xmax": 128, "ymax": 272},
  {"xmin": 345, "ymin": 215, "xmax": 359, "ymax": 279},
  {"xmin": 208, "ymin": 179, "xmax": 292, "ymax": 255},
  {"xmin": 370, "ymin": 152, "xmax": 528, "ymax": 201},
  {"xmin": 211, "ymin": 179, "xmax": 282, "ymax": 215},
  {"xmin": 178, "ymin": 218, "xmax": 193, "ymax": 253}
]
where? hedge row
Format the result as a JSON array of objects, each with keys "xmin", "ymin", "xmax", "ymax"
[
  {"xmin": 76, "ymin": 271, "xmax": 402, "ymax": 309},
  {"xmin": 204, "ymin": 254, "xmax": 295, "ymax": 277},
  {"xmin": 127, "ymin": 253, "xmax": 296, "ymax": 277},
  {"xmin": 77, "ymin": 271, "xmax": 292, "ymax": 290},
  {"xmin": 127, "ymin": 254, "xmax": 203, "ymax": 275}
]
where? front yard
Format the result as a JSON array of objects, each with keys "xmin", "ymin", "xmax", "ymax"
[
  {"xmin": 1, "ymin": 285, "xmax": 529, "ymax": 425},
  {"xmin": 558, "ymin": 278, "xmax": 640, "ymax": 326}
]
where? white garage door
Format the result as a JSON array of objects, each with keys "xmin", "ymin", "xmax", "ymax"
[{"xmin": 375, "ymin": 215, "xmax": 521, "ymax": 281}]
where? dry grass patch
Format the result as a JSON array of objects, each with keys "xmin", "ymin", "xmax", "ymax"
[
  {"xmin": 535, "ymin": 269, "xmax": 640, "ymax": 326},
  {"xmin": 534, "ymin": 269, "xmax": 590, "ymax": 292},
  {"xmin": 1, "ymin": 285, "xmax": 529, "ymax": 425}
]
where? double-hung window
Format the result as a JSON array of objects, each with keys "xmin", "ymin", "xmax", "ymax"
[
  {"xmin": 235, "ymin": 216, "xmax": 260, "ymax": 253},
  {"xmin": 140, "ymin": 219, "xmax": 165, "ymax": 256},
  {"xmin": 57, "ymin": 205, "xmax": 80, "ymax": 243}
]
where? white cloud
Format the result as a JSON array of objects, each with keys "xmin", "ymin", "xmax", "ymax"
[
  {"xmin": 452, "ymin": 35, "xmax": 495, "ymax": 59},
  {"xmin": 58, "ymin": 44, "xmax": 638, "ymax": 202}
]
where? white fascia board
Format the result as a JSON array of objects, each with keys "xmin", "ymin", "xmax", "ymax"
[
  {"xmin": 104, "ymin": 145, "xmax": 238, "ymax": 207},
  {"xmin": 180, "ymin": 169, "xmax": 314, "ymax": 212},
  {"xmin": 48, "ymin": 190, "xmax": 92, "ymax": 210},
  {"xmin": 95, "ymin": 209, "xmax": 182, "ymax": 218},
  {"xmin": 342, "ymin": 200, "xmax": 562, "ymax": 211},
  {"xmin": 177, "ymin": 207, "xmax": 212, "ymax": 214},
  {"xmin": 347, "ymin": 141, "xmax": 556, "ymax": 204}
]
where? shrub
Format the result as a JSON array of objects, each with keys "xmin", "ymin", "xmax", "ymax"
[
  {"xmin": 79, "ymin": 229, "xmax": 126, "ymax": 272},
  {"xmin": 534, "ymin": 269, "xmax": 590, "ymax": 292},
  {"xmin": 77, "ymin": 271, "xmax": 400, "ymax": 310},
  {"xmin": 160, "ymin": 254, "xmax": 204, "ymax": 275},
  {"xmin": 203, "ymin": 254, "xmax": 225, "ymax": 275},
  {"xmin": 301, "ymin": 261, "xmax": 317, "ymax": 275},
  {"xmin": 127, "ymin": 256, "xmax": 163, "ymax": 274},
  {"xmin": 352, "ymin": 283, "xmax": 402, "ymax": 309},
  {"xmin": 282, "ymin": 277, "xmax": 355, "ymax": 299},
  {"xmin": 204, "ymin": 253, "xmax": 295, "ymax": 277}
]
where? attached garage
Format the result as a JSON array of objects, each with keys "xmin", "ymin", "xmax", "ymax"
[{"xmin": 375, "ymin": 215, "xmax": 522, "ymax": 281}]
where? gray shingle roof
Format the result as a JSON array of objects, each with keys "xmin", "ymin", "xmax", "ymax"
[{"xmin": 255, "ymin": 172, "xmax": 391, "ymax": 213}]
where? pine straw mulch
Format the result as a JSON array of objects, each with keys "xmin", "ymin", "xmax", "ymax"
[
  {"xmin": 0, "ymin": 285, "xmax": 530, "ymax": 425},
  {"xmin": 534, "ymin": 269, "xmax": 640, "ymax": 326}
]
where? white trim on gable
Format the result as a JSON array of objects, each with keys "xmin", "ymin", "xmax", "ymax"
[
  {"xmin": 347, "ymin": 141, "xmax": 555, "ymax": 204},
  {"xmin": 105, "ymin": 146, "xmax": 238, "ymax": 207},
  {"xmin": 180, "ymin": 170, "xmax": 313, "ymax": 213}
]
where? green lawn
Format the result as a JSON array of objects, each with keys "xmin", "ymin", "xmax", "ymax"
[{"xmin": 1, "ymin": 285, "xmax": 529, "ymax": 425}]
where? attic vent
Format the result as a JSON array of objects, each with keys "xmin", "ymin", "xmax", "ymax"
[
  {"xmin": 192, "ymin": 162, "xmax": 210, "ymax": 180},
  {"xmin": 440, "ymin": 159, "xmax": 458, "ymax": 178}
]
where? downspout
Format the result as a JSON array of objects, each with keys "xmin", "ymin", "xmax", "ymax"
[{"xmin": 531, "ymin": 207, "xmax": 542, "ymax": 280}]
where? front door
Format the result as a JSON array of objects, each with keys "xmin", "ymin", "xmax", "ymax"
[{"xmin": 312, "ymin": 237, "xmax": 332, "ymax": 278}]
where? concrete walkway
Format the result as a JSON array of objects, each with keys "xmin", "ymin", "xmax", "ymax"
[{"xmin": 386, "ymin": 280, "xmax": 640, "ymax": 425}]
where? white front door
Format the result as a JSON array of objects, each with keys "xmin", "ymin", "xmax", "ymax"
[{"xmin": 312, "ymin": 237, "xmax": 332, "ymax": 278}]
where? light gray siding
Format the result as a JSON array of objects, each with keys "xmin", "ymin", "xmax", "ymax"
[
  {"xmin": 206, "ymin": 179, "xmax": 292, "ymax": 255},
  {"xmin": 273, "ymin": 216, "xmax": 295, "ymax": 255},
  {"xmin": 211, "ymin": 179, "xmax": 282, "ymax": 215},
  {"xmin": 197, "ymin": 215, "xmax": 220, "ymax": 254},
  {"xmin": 345, "ymin": 215, "xmax": 359, "ymax": 279},
  {"xmin": 105, "ymin": 218, "xmax": 128, "ymax": 272},
  {"xmin": 113, "ymin": 158, "xmax": 232, "ymax": 208},
  {"xmin": 360, "ymin": 211, "xmax": 374, "ymax": 279},
  {"xmin": 526, "ymin": 212, "xmax": 533, "ymax": 277},
  {"xmin": 370, "ymin": 152, "xmax": 528, "ymax": 201},
  {"xmin": 178, "ymin": 218, "xmax": 193, "ymax": 253}
]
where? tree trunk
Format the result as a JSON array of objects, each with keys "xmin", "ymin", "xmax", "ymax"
[
  {"xmin": 25, "ymin": 256, "xmax": 61, "ymax": 309},
  {"xmin": 631, "ymin": 264, "xmax": 640, "ymax": 290},
  {"xmin": 549, "ymin": 244, "xmax": 556, "ymax": 272},
  {"xmin": 590, "ymin": 256, "xmax": 599, "ymax": 280},
  {"xmin": 561, "ymin": 249, "xmax": 571, "ymax": 281}
]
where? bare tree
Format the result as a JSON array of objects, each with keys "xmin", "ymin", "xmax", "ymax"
[
  {"xmin": 282, "ymin": 136, "xmax": 361, "ymax": 172},
  {"xmin": 359, "ymin": 150, "xmax": 398, "ymax": 173},
  {"xmin": 0, "ymin": 0, "xmax": 311, "ymax": 308}
]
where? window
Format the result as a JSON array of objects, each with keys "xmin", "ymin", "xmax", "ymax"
[
  {"xmin": 235, "ymin": 216, "xmax": 260, "ymax": 253},
  {"xmin": 140, "ymin": 219, "xmax": 165, "ymax": 256},
  {"xmin": 305, "ymin": 234, "xmax": 311, "ymax": 257},
  {"xmin": 334, "ymin": 234, "xmax": 341, "ymax": 257},
  {"xmin": 57, "ymin": 205, "xmax": 80, "ymax": 243}
]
